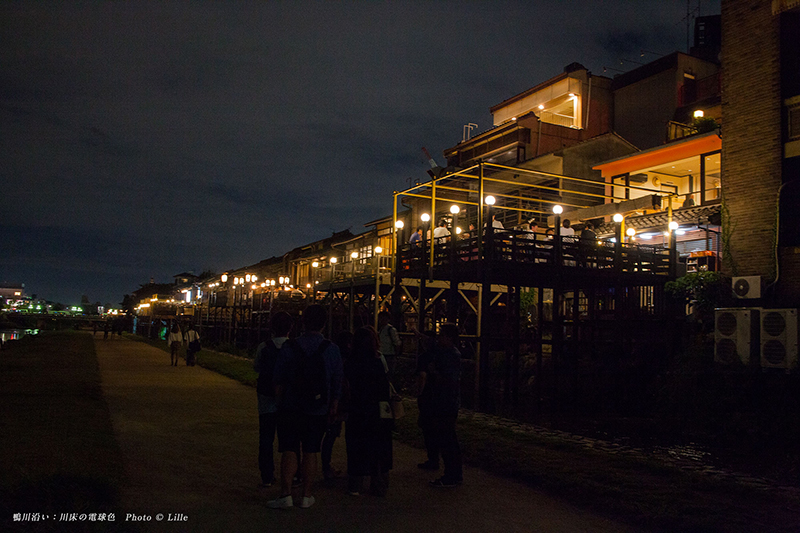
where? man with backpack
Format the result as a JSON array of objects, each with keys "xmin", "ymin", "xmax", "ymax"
[
  {"xmin": 268, "ymin": 305, "xmax": 343, "ymax": 510},
  {"xmin": 254, "ymin": 311, "xmax": 294, "ymax": 489}
]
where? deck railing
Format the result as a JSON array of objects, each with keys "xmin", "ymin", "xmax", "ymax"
[{"xmin": 398, "ymin": 229, "xmax": 671, "ymax": 276}]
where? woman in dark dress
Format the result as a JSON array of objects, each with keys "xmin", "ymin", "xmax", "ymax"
[{"xmin": 345, "ymin": 326, "xmax": 393, "ymax": 496}]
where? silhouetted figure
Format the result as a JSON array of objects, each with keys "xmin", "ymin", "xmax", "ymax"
[
  {"xmin": 185, "ymin": 324, "xmax": 200, "ymax": 366},
  {"xmin": 415, "ymin": 331, "xmax": 440, "ymax": 471},
  {"xmin": 580, "ymin": 222, "xmax": 598, "ymax": 267},
  {"xmin": 427, "ymin": 323, "xmax": 462, "ymax": 488},
  {"xmin": 321, "ymin": 330, "xmax": 354, "ymax": 480},
  {"xmin": 377, "ymin": 310, "xmax": 401, "ymax": 378},
  {"xmin": 254, "ymin": 311, "xmax": 293, "ymax": 488},
  {"xmin": 269, "ymin": 305, "xmax": 343, "ymax": 509},
  {"xmin": 345, "ymin": 326, "xmax": 393, "ymax": 496}
]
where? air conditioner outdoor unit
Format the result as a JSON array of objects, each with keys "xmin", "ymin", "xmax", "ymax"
[
  {"xmin": 714, "ymin": 308, "xmax": 760, "ymax": 366},
  {"xmin": 760, "ymin": 308, "xmax": 798, "ymax": 372},
  {"xmin": 732, "ymin": 276, "xmax": 761, "ymax": 299}
]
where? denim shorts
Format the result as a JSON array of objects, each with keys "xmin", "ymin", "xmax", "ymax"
[{"xmin": 276, "ymin": 411, "xmax": 327, "ymax": 454}]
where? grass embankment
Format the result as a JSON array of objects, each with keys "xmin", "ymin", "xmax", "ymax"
[
  {"xmin": 139, "ymin": 334, "xmax": 800, "ymax": 532},
  {"xmin": 0, "ymin": 331, "xmax": 129, "ymax": 531}
]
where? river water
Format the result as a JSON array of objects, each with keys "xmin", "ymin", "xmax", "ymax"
[{"xmin": 0, "ymin": 329, "xmax": 39, "ymax": 344}]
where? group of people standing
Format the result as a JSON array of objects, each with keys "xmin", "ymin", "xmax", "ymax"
[
  {"xmin": 255, "ymin": 305, "xmax": 463, "ymax": 509},
  {"xmin": 409, "ymin": 215, "xmax": 601, "ymax": 244}
]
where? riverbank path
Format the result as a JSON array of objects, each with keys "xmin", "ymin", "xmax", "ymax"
[{"xmin": 96, "ymin": 337, "xmax": 633, "ymax": 532}]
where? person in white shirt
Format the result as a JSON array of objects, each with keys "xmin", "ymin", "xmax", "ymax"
[
  {"xmin": 167, "ymin": 322, "xmax": 183, "ymax": 366},
  {"xmin": 433, "ymin": 220, "xmax": 450, "ymax": 243},
  {"xmin": 561, "ymin": 219, "xmax": 575, "ymax": 236}
]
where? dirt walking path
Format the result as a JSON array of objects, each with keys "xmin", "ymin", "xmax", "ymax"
[{"xmin": 95, "ymin": 337, "xmax": 633, "ymax": 532}]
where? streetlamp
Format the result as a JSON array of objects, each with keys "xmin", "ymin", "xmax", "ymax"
[
  {"xmin": 613, "ymin": 213, "xmax": 624, "ymax": 271},
  {"xmin": 668, "ymin": 221, "xmax": 679, "ymax": 277},
  {"xmin": 553, "ymin": 204, "xmax": 563, "ymax": 237},
  {"xmin": 373, "ymin": 246, "xmax": 383, "ymax": 328},
  {"xmin": 483, "ymin": 195, "xmax": 497, "ymax": 261},
  {"xmin": 420, "ymin": 213, "xmax": 430, "ymax": 241},
  {"xmin": 330, "ymin": 257, "xmax": 338, "ymax": 283},
  {"xmin": 311, "ymin": 261, "xmax": 319, "ymax": 300},
  {"xmin": 450, "ymin": 204, "xmax": 460, "ymax": 242},
  {"xmin": 393, "ymin": 218, "xmax": 405, "ymax": 275},
  {"xmin": 351, "ymin": 250, "xmax": 359, "ymax": 278}
]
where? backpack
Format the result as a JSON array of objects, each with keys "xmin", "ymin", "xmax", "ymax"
[
  {"xmin": 288, "ymin": 339, "xmax": 331, "ymax": 411},
  {"xmin": 256, "ymin": 341, "xmax": 281, "ymax": 397}
]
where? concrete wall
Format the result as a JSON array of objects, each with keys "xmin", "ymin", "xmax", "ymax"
[
  {"xmin": 613, "ymin": 54, "xmax": 720, "ymax": 150},
  {"xmin": 614, "ymin": 68, "xmax": 677, "ymax": 150}
]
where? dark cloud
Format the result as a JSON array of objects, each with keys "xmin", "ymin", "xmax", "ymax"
[{"xmin": 0, "ymin": 0, "xmax": 720, "ymax": 304}]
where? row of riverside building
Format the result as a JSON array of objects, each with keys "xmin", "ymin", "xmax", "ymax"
[{"xmin": 133, "ymin": 1, "xmax": 800, "ymax": 413}]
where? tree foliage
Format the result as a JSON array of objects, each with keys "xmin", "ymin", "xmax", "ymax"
[{"xmin": 665, "ymin": 271, "xmax": 725, "ymax": 327}]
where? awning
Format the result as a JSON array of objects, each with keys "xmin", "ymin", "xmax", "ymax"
[
  {"xmin": 593, "ymin": 131, "xmax": 721, "ymax": 178},
  {"xmin": 594, "ymin": 203, "xmax": 722, "ymax": 236}
]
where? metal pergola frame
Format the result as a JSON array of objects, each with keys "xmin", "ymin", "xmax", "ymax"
[{"xmin": 390, "ymin": 161, "xmax": 680, "ymax": 411}]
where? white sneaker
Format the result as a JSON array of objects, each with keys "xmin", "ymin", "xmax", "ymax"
[
  {"xmin": 267, "ymin": 495, "xmax": 293, "ymax": 509},
  {"xmin": 299, "ymin": 495, "xmax": 315, "ymax": 508}
]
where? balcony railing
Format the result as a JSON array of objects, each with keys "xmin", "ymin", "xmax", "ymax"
[
  {"xmin": 315, "ymin": 255, "xmax": 393, "ymax": 284},
  {"xmin": 398, "ymin": 229, "xmax": 672, "ymax": 277}
]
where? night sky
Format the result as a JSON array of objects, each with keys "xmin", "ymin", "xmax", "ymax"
[{"xmin": 1, "ymin": 1, "xmax": 720, "ymax": 306}]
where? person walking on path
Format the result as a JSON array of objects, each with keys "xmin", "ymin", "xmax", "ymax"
[
  {"xmin": 268, "ymin": 304, "xmax": 343, "ymax": 510},
  {"xmin": 167, "ymin": 322, "xmax": 183, "ymax": 366},
  {"xmin": 184, "ymin": 324, "xmax": 201, "ymax": 366},
  {"xmin": 254, "ymin": 311, "xmax": 293, "ymax": 488},
  {"xmin": 377, "ymin": 311, "xmax": 402, "ymax": 378},
  {"xmin": 345, "ymin": 326, "xmax": 394, "ymax": 497},
  {"xmin": 427, "ymin": 323, "xmax": 463, "ymax": 488}
]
